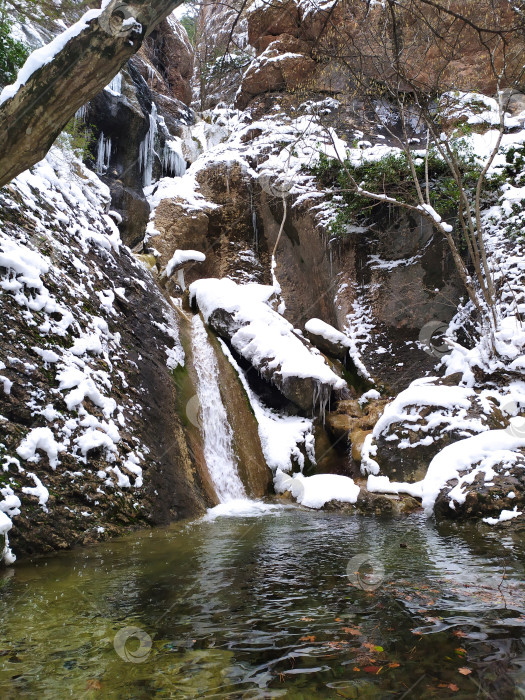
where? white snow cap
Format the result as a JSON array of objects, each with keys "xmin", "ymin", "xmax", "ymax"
[
  {"xmin": 304, "ymin": 318, "xmax": 351, "ymax": 347},
  {"xmin": 166, "ymin": 249, "xmax": 206, "ymax": 277}
]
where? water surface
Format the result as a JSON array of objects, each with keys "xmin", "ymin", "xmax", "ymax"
[{"xmin": 1, "ymin": 508, "xmax": 524, "ymax": 698}]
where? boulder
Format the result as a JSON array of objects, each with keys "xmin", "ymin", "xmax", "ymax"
[
  {"xmin": 190, "ymin": 277, "xmax": 347, "ymax": 413},
  {"xmin": 248, "ymin": 0, "xmax": 301, "ymax": 52},
  {"xmin": 362, "ymin": 381, "xmax": 494, "ymax": 483},
  {"xmin": 236, "ymin": 39, "xmax": 316, "ymax": 109},
  {"xmin": 305, "ymin": 317, "xmax": 351, "ymax": 360},
  {"xmin": 434, "ymin": 456, "xmax": 525, "ymax": 522}
]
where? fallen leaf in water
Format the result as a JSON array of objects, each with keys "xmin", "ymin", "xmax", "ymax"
[
  {"xmin": 388, "ymin": 662, "xmax": 400, "ymax": 669},
  {"xmin": 458, "ymin": 667, "xmax": 472, "ymax": 676},
  {"xmin": 334, "ymin": 618, "xmax": 342, "ymax": 622},
  {"xmin": 300, "ymin": 617, "xmax": 314, "ymax": 621},
  {"xmin": 343, "ymin": 627, "xmax": 361, "ymax": 636},
  {"xmin": 455, "ymin": 648, "xmax": 467, "ymax": 656},
  {"xmin": 299, "ymin": 635, "xmax": 315, "ymax": 642},
  {"xmin": 448, "ymin": 684, "xmax": 459, "ymax": 691},
  {"xmin": 86, "ymin": 680, "xmax": 102, "ymax": 691},
  {"xmin": 353, "ymin": 667, "xmax": 360, "ymax": 672},
  {"xmin": 453, "ymin": 630, "xmax": 467, "ymax": 638},
  {"xmin": 411, "ymin": 629, "xmax": 423, "ymax": 636},
  {"xmin": 363, "ymin": 666, "xmax": 381, "ymax": 673}
]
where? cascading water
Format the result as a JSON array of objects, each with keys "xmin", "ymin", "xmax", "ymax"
[
  {"xmin": 139, "ymin": 103, "xmax": 158, "ymax": 187},
  {"xmin": 95, "ymin": 133, "xmax": 111, "ymax": 174},
  {"xmin": 191, "ymin": 315, "xmax": 246, "ymax": 502}
]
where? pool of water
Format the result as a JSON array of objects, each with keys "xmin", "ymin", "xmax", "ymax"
[{"xmin": 1, "ymin": 507, "xmax": 524, "ymax": 699}]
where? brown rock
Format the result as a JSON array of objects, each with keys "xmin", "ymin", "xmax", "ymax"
[
  {"xmin": 350, "ymin": 428, "xmax": 371, "ymax": 462},
  {"xmin": 248, "ymin": 0, "xmax": 301, "ymax": 52},
  {"xmin": 326, "ymin": 412, "xmax": 360, "ymax": 440},
  {"xmin": 236, "ymin": 40, "xmax": 316, "ymax": 109},
  {"xmin": 139, "ymin": 17, "xmax": 194, "ymax": 106}
]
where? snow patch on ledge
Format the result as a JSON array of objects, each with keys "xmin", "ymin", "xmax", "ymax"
[{"xmin": 274, "ymin": 470, "xmax": 360, "ymax": 509}]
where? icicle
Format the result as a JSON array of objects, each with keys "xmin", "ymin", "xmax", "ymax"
[
  {"xmin": 105, "ymin": 72, "xmax": 122, "ymax": 96},
  {"xmin": 139, "ymin": 103, "xmax": 158, "ymax": 187},
  {"xmin": 191, "ymin": 316, "xmax": 246, "ymax": 502},
  {"xmin": 161, "ymin": 139, "xmax": 186, "ymax": 177},
  {"xmin": 95, "ymin": 133, "xmax": 111, "ymax": 175},
  {"xmin": 250, "ymin": 187, "xmax": 258, "ymax": 251},
  {"xmin": 313, "ymin": 381, "xmax": 331, "ymax": 424},
  {"xmin": 147, "ymin": 64, "xmax": 156, "ymax": 87},
  {"xmin": 74, "ymin": 104, "xmax": 88, "ymax": 123}
]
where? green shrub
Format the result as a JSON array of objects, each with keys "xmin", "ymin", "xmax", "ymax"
[
  {"xmin": 0, "ymin": 6, "xmax": 29, "ymax": 85},
  {"xmin": 309, "ymin": 141, "xmax": 489, "ymax": 239},
  {"xmin": 56, "ymin": 118, "xmax": 95, "ymax": 161}
]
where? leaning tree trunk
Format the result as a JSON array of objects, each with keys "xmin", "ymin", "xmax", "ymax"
[{"xmin": 0, "ymin": 0, "xmax": 183, "ymax": 188}]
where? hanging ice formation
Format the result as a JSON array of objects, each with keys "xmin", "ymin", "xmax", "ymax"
[
  {"xmin": 105, "ymin": 72, "xmax": 122, "ymax": 96},
  {"xmin": 139, "ymin": 103, "xmax": 158, "ymax": 187},
  {"xmin": 95, "ymin": 133, "xmax": 111, "ymax": 175},
  {"xmin": 162, "ymin": 139, "xmax": 186, "ymax": 177}
]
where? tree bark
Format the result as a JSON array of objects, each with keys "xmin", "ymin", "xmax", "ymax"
[{"xmin": 0, "ymin": 0, "xmax": 183, "ymax": 187}]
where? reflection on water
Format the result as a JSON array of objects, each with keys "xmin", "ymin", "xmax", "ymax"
[{"xmin": 0, "ymin": 509, "xmax": 524, "ymax": 699}]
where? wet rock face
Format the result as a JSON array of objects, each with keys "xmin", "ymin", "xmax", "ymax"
[
  {"xmin": 0, "ymin": 145, "xmax": 212, "ymax": 561},
  {"xmin": 138, "ymin": 17, "xmax": 195, "ymax": 107}
]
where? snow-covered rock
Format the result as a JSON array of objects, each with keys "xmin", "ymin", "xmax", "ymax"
[{"xmin": 190, "ymin": 277, "xmax": 346, "ymax": 412}]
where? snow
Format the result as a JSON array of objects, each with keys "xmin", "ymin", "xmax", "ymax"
[
  {"xmin": 367, "ymin": 474, "xmax": 423, "ymax": 499},
  {"xmin": 190, "ymin": 277, "xmax": 346, "ymax": 395},
  {"xmin": 274, "ymin": 470, "xmax": 360, "ymax": 509},
  {"xmin": 204, "ymin": 499, "xmax": 285, "ymax": 520},
  {"xmin": 483, "ymin": 506, "xmax": 523, "ymax": 525},
  {"xmin": 22, "ymin": 473, "xmax": 50, "ymax": 509},
  {"xmin": 372, "ymin": 381, "xmax": 477, "ymax": 441},
  {"xmin": 421, "ymin": 430, "xmax": 525, "ymax": 515},
  {"xmin": 304, "ymin": 318, "xmax": 351, "ymax": 348},
  {"xmin": 359, "ymin": 389, "xmax": 381, "ymax": 406},
  {"xmin": 16, "ymin": 427, "xmax": 65, "ymax": 469},
  {"xmin": 166, "ymin": 249, "xmax": 206, "ymax": 277}
]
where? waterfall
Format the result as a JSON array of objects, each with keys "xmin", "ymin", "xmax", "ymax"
[
  {"xmin": 191, "ymin": 316, "xmax": 246, "ymax": 502},
  {"xmin": 95, "ymin": 133, "xmax": 111, "ymax": 174},
  {"xmin": 139, "ymin": 103, "xmax": 158, "ymax": 187}
]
